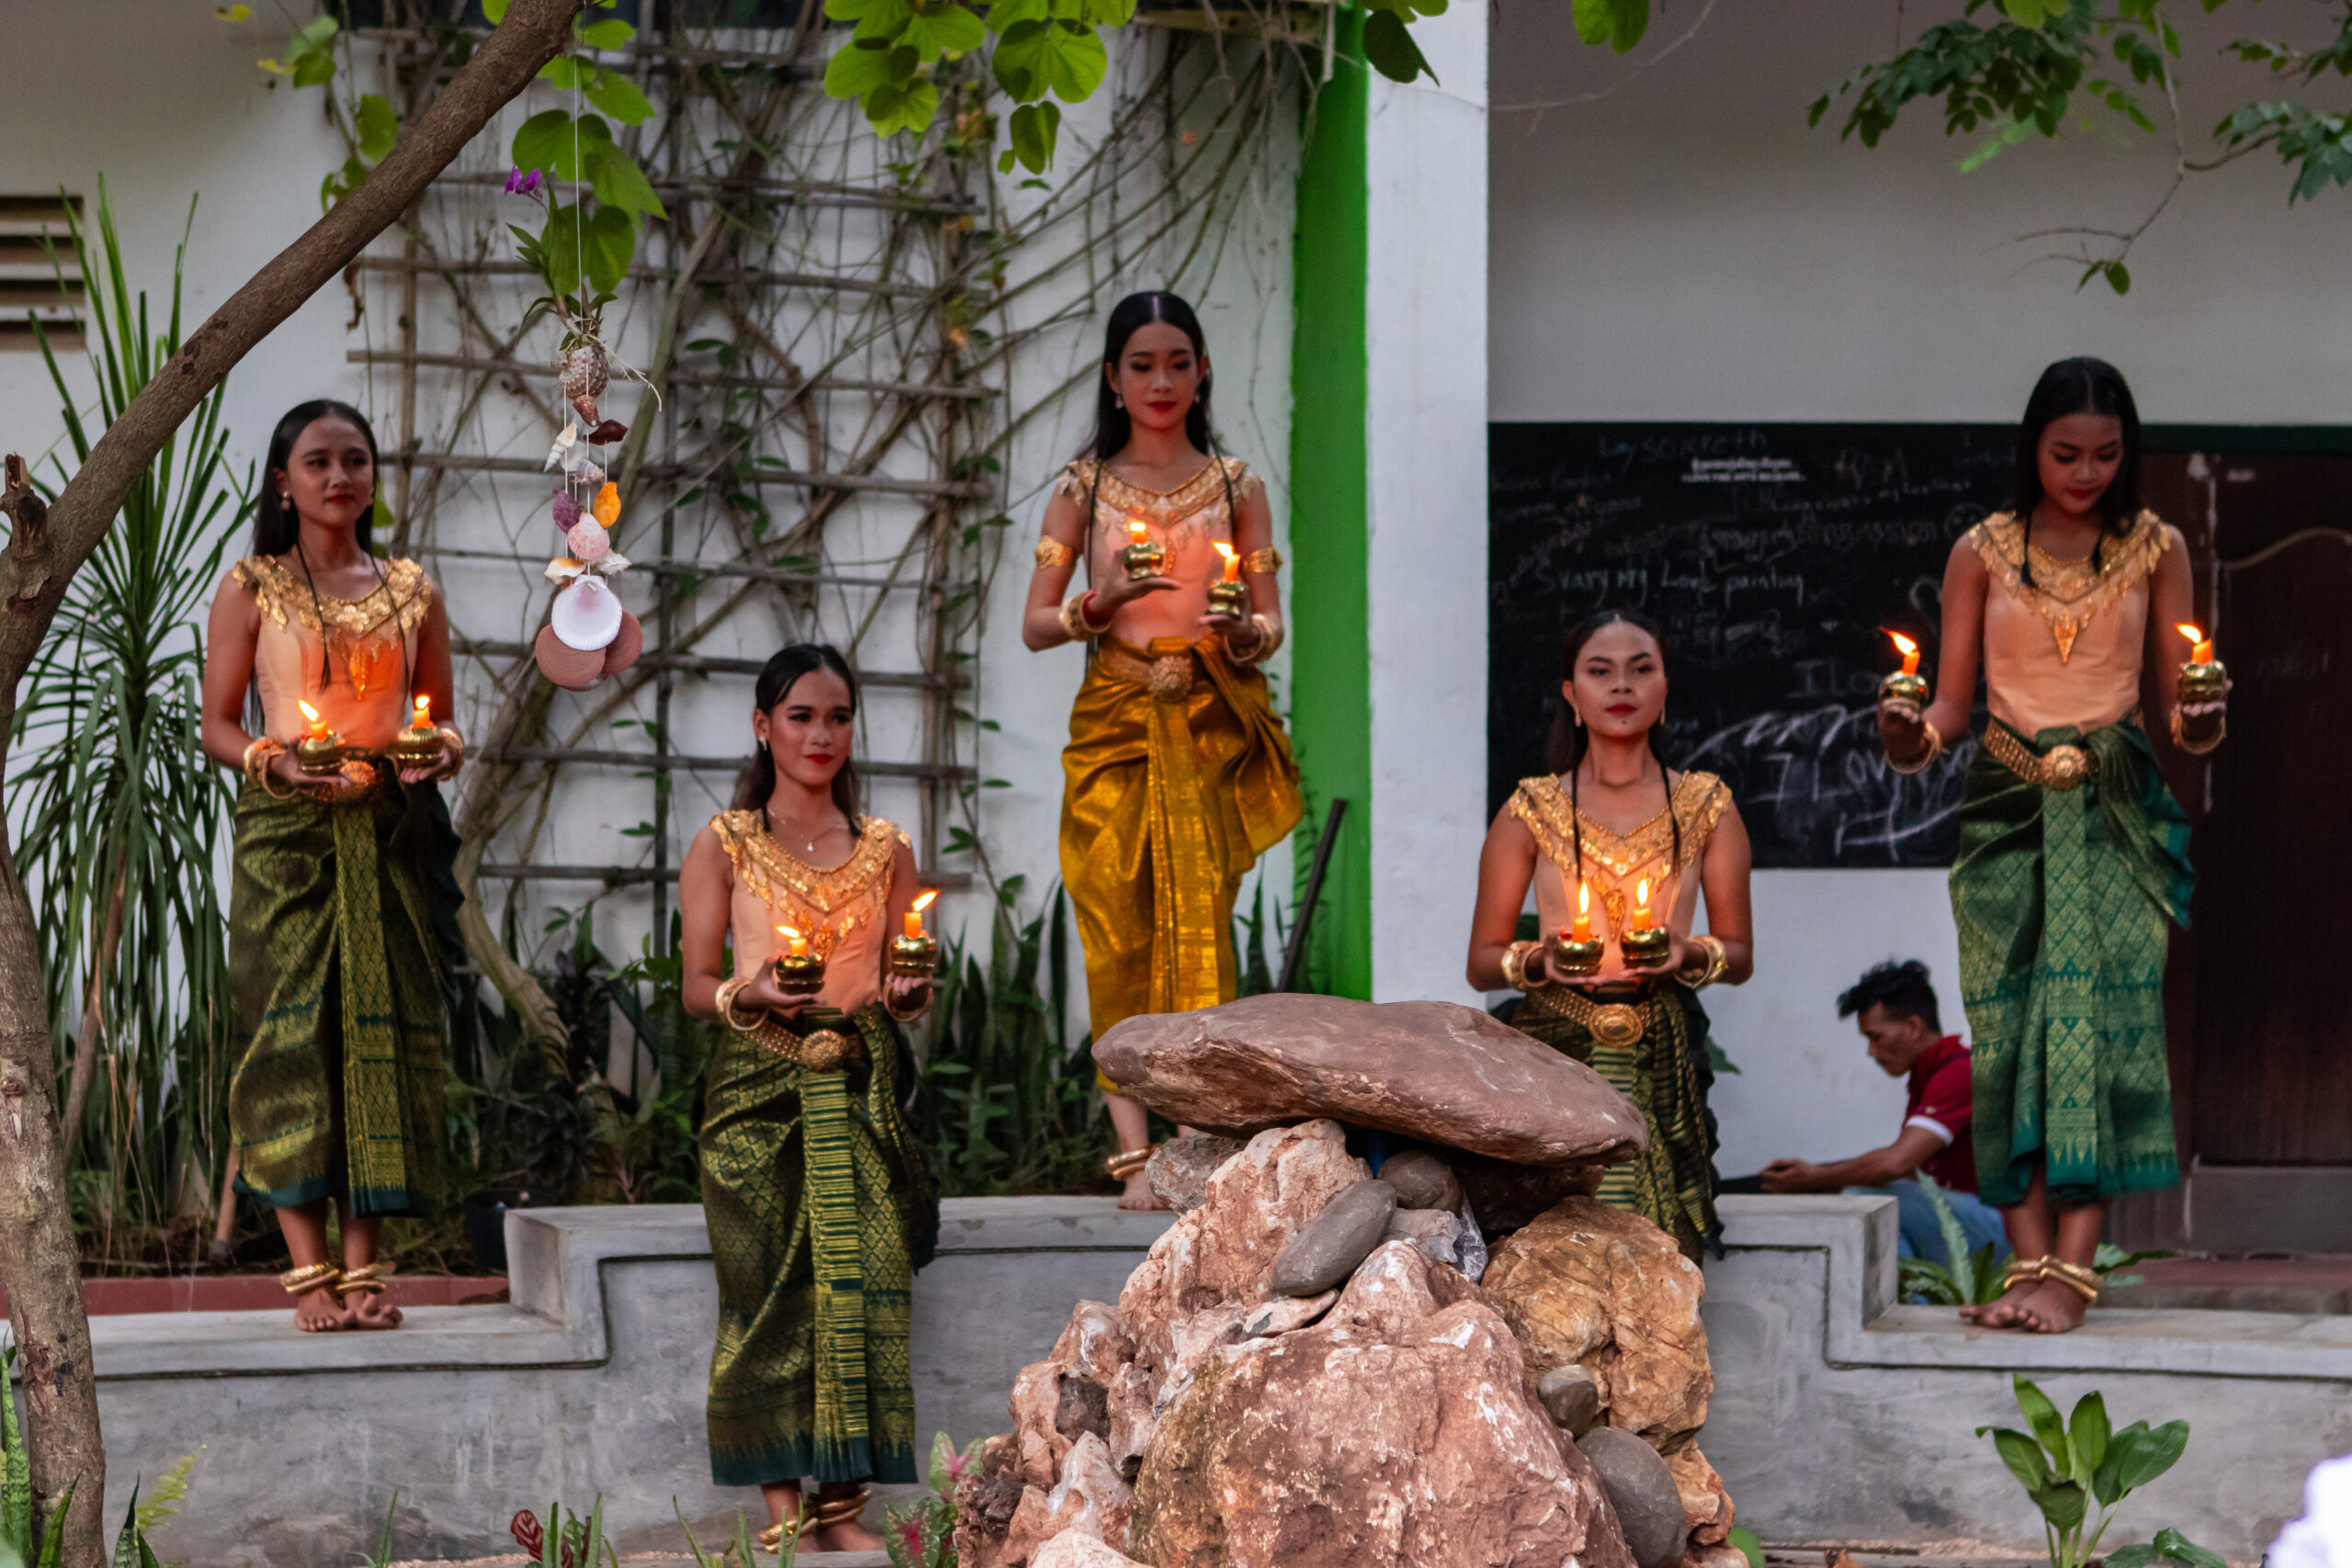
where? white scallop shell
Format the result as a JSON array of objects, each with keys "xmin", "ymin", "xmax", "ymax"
[{"xmin": 549, "ymin": 575, "xmax": 624, "ymax": 651}]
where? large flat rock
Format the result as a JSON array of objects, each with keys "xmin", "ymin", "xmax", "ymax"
[{"xmin": 1092, "ymin": 995, "xmax": 1648, "ymax": 1167}]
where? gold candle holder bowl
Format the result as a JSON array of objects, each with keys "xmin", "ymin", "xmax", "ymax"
[
  {"xmin": 293, "ymin": 731, "xmax": 348, "ymax": 772},
  {"xmin": 1878, "ymin": 671, "xmax": 1929, "ymax": 709},
  {"xmin": 888, "ymin": 932, "xmax": 940, "ymax": 978},
  {"xmin": 2178, "ymin": 660, "xmax": 2227, "ymax": 705},
  {"xmin": 1120, "ymin": 537, "xmax": 1166, "ymax": 581},
  {"xmin": 1619, "ymin": 926, "xmax": 1673, "ymax": 969},
  {"xmin": 1206, "ymin": 579, "xmax": 1249, "ymax": 620},
  {"xmin": 1549, "ymin": 932, "xmax": 1605, "ymax": 977},
  {"xmin": 773, "ymin": 951, "xmax": 827, "ymax": 997},
  {"xmin": 386, "ymin": 722, "xmax": 447, "ymax": 768}
]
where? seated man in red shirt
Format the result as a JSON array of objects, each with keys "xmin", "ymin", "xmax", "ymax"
[{"xmin": 1757, "ymin": 959, "xmax": 2009, "ymax": 1269}]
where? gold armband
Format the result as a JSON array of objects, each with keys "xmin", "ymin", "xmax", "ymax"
[
  {"xmin": 1499, "ymin": 939, "xmax": 1549, "ymax": 993},
  {"xmin": 1885, "ymin": 719, "xmax": 1942, "ymax": 776},
  {"xmin": 1034, "ymin": 536, "xmax": 1078, "ymax": 570},
  {"xmin": 1679, "ymin": 933, "xmax": 1728, "ymax": 990},
  {"xmin": 1059, "ymin": 592, "xmax": 1108, "ymax": 644},
  {"xmin": 1242, "ymin": 547, "xmax": 1283, "ymax": 574},
  {"xmin": 717, "ymin": 976, "xmax": 763, "ymax": 1032},
  {"xmin": 1228, "ymin": 613, "xmax": 1283, "ymax": 667}
]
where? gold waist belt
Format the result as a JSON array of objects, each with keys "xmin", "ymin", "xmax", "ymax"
[
  {"xmin": 1097, "ymin": 643, "xmax": 1197, "ymax": 700},
  {"xmin": 749, "ymin": 1018, "xmax": 865, "ymax": 1074},
  {"xmin": 1982, "ymin": 726, "xmax": 2098, "ymax": 792},
  {"xmin": 1532, "ymin": 986, "xmax": 1655, "ymax": 1049}
]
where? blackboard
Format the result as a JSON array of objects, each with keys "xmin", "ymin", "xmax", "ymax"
[{"xmin": 1487, "ymin": 423, "xmax": 2010, "ymax": 869}]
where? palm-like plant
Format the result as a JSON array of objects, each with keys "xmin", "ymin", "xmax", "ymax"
[{"xmin": 7, "ymin": 179, "xmax": 248, "ymax": 1263}]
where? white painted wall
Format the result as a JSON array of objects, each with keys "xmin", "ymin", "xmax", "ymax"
[
  {"xmin": 1486, "ymin": 0, "xmax": 2348, "ymax": 1169},
  {"xmin": 1366, "ymin": 2, "xmax": 1488, "ymax": 1005}
]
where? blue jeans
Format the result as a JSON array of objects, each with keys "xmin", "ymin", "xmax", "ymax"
[{"xmin": 1847, "ymin": 1179, "xmax": 2010, "ymax": 1269}]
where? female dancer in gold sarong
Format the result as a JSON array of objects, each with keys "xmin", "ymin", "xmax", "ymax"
[
  {"xmin": 679, "ymin": 643, "xmax": 938, "ymax": 1554},
  {"xmin": 1467, "ymin": 610, "xmax": 1754, "ymax": 1260},
  {"xmin": 1022, "ymin": 291, "xmax": 1303, "ymax": 1208},
  {"xmin": 199, "ymin": 400, "xmax": 463, "ymax": 1331},
  {"xmin": 1881, "ymin": 357, "xmax": 2222, "ymax": 1333}
]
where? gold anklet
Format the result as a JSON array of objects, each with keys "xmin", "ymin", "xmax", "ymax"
[
  {"xmin": 279, "ymin": 1262, "xmax": 342, "ymax": 1296},
  {"xmin": 1105, "ymin": 1145, "xmax": 1157, "ymax": 1179}
]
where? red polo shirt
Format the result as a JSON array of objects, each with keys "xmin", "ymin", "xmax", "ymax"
[{"xmin": 1904, "ymin": 1035, "xmax": 1977, "ymax": 1194}]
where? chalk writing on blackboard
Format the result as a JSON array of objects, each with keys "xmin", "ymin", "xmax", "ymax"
[{"xmin": 1487, "ymin": 423, "xmax": 2010, "ymax": 869}]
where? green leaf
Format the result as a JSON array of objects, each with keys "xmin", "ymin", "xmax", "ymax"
[
  {"xmin": 109, "ymin": 1487, "xmax": 142, "ymax": 1568},
  {"xmin": 580, "ymin": 202, "xmax": 636, "ymax": 294},
  {"xmin": 989, "ymin": 0, "xmax": 1049, "ymax": 26},
  {"xmin": 1981, "ymin": 1426, "xmax": 2052, "ymax": 1494},
  {"xmin": 825, "ymin": 39, "xmax": 908, "ymax": 100},
  {"xmin": 292, "ymin": 48, "xmax": 336, "ymax": 86},
  {"xmin": 582, "ymin": 65, "xmax": 657, "ymax": 124},
  {"xmin": 1726, "ymin": 1527, "xmax": 1764, "ymax": 1568},
  {"xmin": 2000, "ymin": 0, "xmax": 2063, "ymax": 25},
  {"xmin": 2111, "ymin": 1420, "xmax": 2189, "ymax": 1495},
  {"xmin": 2105, "ymin": 260, "xmax": 2132, "ymax": 295},
  {"xmin": 2093, "ymin": 1419, "xmax": 2144, "ymax": 1507},
  {"xmin": 2106, "ymin": 1547, "xmax": 2162, "ymax": 1568},
  {"xmin": 584, "ymin": 140, "xmax": 669, "ymax": 220},
  {"xmin": 1362, "ymin": 9, "xmax": 1436, "ymax": 84},
  {"xmin": 993, "ymin": 18, "xmax": 1107, "ymax": 103},
  {"xmin": 2037, "ymin": 1478, "xmax": 2087, "ymax": 1534},
  {"xmin": 540, "ymin": 204, "xmax": 584, "ymax": 302},
  {"xmin": 577, "ymin": 17, "xmax": 636, "ymax": 47},
  {"xmin": 901, "ymin": 4, "xmax": 985, "ymax": 61},
  {"xmin": 514, "ymin": 109, "xmax": 600, "ymax": 183},
  {"xmin": 540, "ymin": 55, "xmax": 588, "ymax": 88},
  {"xmin": 2066, "ymin": 1392, "xmax": 2109, "ymax": 1485},
  {"xmin": 2150, "ymin": 1528, "xmax": 2228, "ymax": 1568},
  {"xmin": 2013, "ymin": 1376, "xmax": 2071, "ymax": 1469},
  {"xmin": 484, "ymin": 0, "xmax": 511, "ymax": 20},
  {"xmin": 355, "ymin": 93, "xmax": 399, "ymax": 163},
  {"xmin": 865, "ymin": 76, "xmax": 942, "ymax": 137},
  {"xmin": 1570, "ymin": 0, "xmax": 1648, "ymax": 52},
  {"xmin": 1001, "ymin": 100, "xmax": 1060, "ymax": 174}
]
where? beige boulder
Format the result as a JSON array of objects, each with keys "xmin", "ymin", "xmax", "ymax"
[
  {"xmin": 1030, "ymin": 1534, "xmax": 1149, "ymax": 1568},
  {"xmin": 998, "ymin": 1432, "xmax": 1134, "ymax": 1564},
  {"xmin": 1481, "ymin": 1197, "xmax": 1713, "ymax": 1450},
  {"xmin": 1668, "ymin": 1444, "xmax": 1735, "ymax": 1546},
  {"xmin": 1093, "ymin": 995, "xmax": 1648, "ymax": 1167}
]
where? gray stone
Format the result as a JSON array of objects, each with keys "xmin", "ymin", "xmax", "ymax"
[
  {"xmin": 1577, "ymin": 1426, "xmax": 1688, "ymax": 1568},
  {"xmin": 1383, "ymin": 1206, "xmax": 1464, "ymax": 1268},
  {"xmin": 1457, "ymin": 1152, "xmax": 1603, "ymax": 1236},
  {"xmin": 1539, "ymin": 1363, "xmax": 1603, "ymax": 1436},
  {"xmin": 1270, "ymin": 1178, "xmax": 1398, "ymax": 1296},
  {"xmin": 1379, "ymin": 1149, "xmax": 1464, "ymax": 1213},
  {"xmin": 1145, "ymin": 1132, "xmax": 1242, "ymax": 1213},
  {"xmin": 1093, "ymin": 995, "xmax": 1649, "ymax": 1166}
]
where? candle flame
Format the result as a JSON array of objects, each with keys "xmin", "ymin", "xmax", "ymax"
[
  {"xmin": 1213, "ymin": 540, "xmax": 1240, "ymax": 581},
  {"xmin": 776, "ymin": 924, "xmax": 801, "ymax": 942},
  {"xmin": 2177, "ymin": 623, "xmax": 2205, "ymax": 645},
  {"xmin": 413, "ymin": 694, "xmax": 431, "ymax": 722},
  {"xmin": 1128, "ymin": 519, "xmax": 1148, "ymax": 544},
  {"xmin": 911, "ymin": 889, "xmax": 938, "ymax": 914},
  {"xmin": 1635, "ymin": 877, "xmax": 1651, "ymax": 908},
  {"xmin": 1577, "ymin": 881, "xmax": 1589, "ymax": 914},
  {"xmin": 1885, "ymin": 630, "xmax": 1918, "ymax": 660},
  {"xmin": 297, "ymin": 700, "xmax": 321, "ymax": 724}
]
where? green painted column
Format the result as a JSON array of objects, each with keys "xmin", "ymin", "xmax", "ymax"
[{"xmin": 1286, "ymin": 14, "xmax": 1373, "ymax": 1000}]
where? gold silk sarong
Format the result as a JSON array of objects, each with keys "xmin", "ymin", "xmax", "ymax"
[{"xmin": 1061, "ymin": 635, "xmax": 1302, "ymax": 1058}]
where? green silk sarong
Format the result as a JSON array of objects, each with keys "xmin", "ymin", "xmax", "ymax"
[
  {"xmin": 1952, "ymin": 720, "xmax": 2193, "ymax": 1207},
  {"xmin": 226, "ymin": 774, "xmax": 447, "ymax": 1217},
  {"xmin": 1514, "ymin": 986, "xmax": 1720, "ymax": 1261},
  {"xmin": 702, "ymin": 1004, "xmax": 937, "ymax": 1488}
]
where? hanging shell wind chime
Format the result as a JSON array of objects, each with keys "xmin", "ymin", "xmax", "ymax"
[{"xmin": 533, "ymin": 333, "xmax": 644, "ymax": 690}]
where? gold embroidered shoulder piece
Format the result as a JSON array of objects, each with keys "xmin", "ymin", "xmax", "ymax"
[
  {"xmin": 712, "ymin": 810, "xmax": 908, "ymax": 958},
  {"xmin": 232, "ymin": 555, "xmax": 433, "ymax": 697},
  {"xmin": 1510, "ymin": 771, "xmax": 1732, "ymax": 882},
  {"xmin": 1969, "ymin": 511, "xmax": 2173, "ymax": 662},
  {"xmin": 1063, "ymin": 456, "xmax": 1254, "ymax": 529}
]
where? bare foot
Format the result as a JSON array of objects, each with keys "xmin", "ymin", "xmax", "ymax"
[
  {"xmin": 2015, "ymin": 1280, "xmax": 2090, "ymax": 1334},
  {"xmin": 811, "ymin": 1515, "xmax": 884, "ymax": 1553},
  {"xmin": 292, "ymin": 1287, "xmax": 352, "ymax": 1333},
  {"xmin": 1962, "ymin": 1279, "xmax": 2041, "ymax": 1330},
  {"xmin": 345, "ymin": 1291, "xmax": 405, "ymax": 1330},
  {"xmin": 1117, "ymin": 1168, "xmax": 1165, "ymax": 1212}
]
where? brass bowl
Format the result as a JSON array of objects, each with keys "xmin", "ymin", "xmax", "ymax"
[
  {"xmin": 2178, "ymin": 660, "xmax": 2227, "ymax": 705},
  {"xmin": 888, "ymin": 932, "xmax": 939, "ymax": 978},
  {"xmin": 773, "ymin": 951, "xmax": 827, "ymax": 997},
  {"xmin": 386, "ymin": 724, "xmax": 447, "ymax": 768},
  {"xmin": 1120, "ymin": 539, "xmax": 1166, "ymax": 581},
  {"xmin": 293, "ymin": 734, "xmax": 348, "ymax": 772},
  {"xmin": 1878, "ymin": 671, "xmax": 1929, "ymax": 709},
  {"xmin": 1206, "ymin": 580, "xmax": 1249, "ymax": 620},
  {"xmin": 1549, "ymin": 933, "xmax": 1605, "ymax": 977},
  {"xmin": 1618, "ymin": 926, "xmax": 1673, "ymax": 969}
]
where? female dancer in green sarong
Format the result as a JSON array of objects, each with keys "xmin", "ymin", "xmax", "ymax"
[
  {"xmin": 1880, "ymin": 357, "xmax": 2225, "ymax": 1333},
  {"xmin": 199, "ymin": 400, "xmax": 462, "ymax": 1331},
  {"xmin": 678, "ymin": 643, "xmax": 938, "ymax": 1555},
  {"xmin": 1467, "ymin": 609, "xmax": 1756, "ymax": 1260}
]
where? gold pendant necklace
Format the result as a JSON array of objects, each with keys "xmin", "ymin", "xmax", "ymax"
[{"xmin": 763, "ymin": 807, "xmax": 819, "ymax": 855}]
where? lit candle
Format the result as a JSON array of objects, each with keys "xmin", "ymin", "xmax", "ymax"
[
  {"xmin": 1214, "ymin": 542, "xmax": 1240, "ymax": 582},
  {"xmin": 1572, "ymin": 881, "xmax": 1592, "ymax": 942},
  {"xmin": 2177, "ymin": 622, "xmax": 2214, "ymax": 665},
  {"xmin": 904, "ymin": 888, "xmax": 937, "ymax": 942},
  {"xmin": 1631, "ymin": 877, "xmax": 1654, "ymax": 932},
  {"xmin": 298, "ymin": 699, "xmax": 328, "ymax": 741},
  {"xmin": 413, "ymin": 694, "xmax": 432, "ymax": 726},
  {"xmin": 1129, "ymin": 520, "xmax": 1148, "ymax": 548},
  {"xmin": 777, "ymin": 924, "xmax": 810, "ymax": 959},
  {"xmin": 1887, "ymin": 630, "xmax": 1920, "ymax": 677}
]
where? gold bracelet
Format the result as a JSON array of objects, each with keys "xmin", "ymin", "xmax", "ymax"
[
  {"xmin": 435, "ymin": 725, "xmax": 467, "ymax": 773},
  {"xmin": 1884, "ymin": 717, "xmax": 1942, "ymax": 775},
  {"xmin": 2169, "ymin": 705, "xmax": 2224, "ymax": 756},
  {"xmin": 1679, "ymin": 933, "xmax": 1728, "ymax": 990},
  {"xmin": 1034, "ymin": 536, "xmax": 1077, "ymax": 570},
  {"xmin": 251, "ymin": 740, "xmax": 300, "ymax": 800},
  {"xmin": 1059, "ymin": 592, "xmax": 1108, "ymax": 645},
  {"xmin": 1229, "ymin": 613, "xmax": 1283, "ymax": 667},
  {"xmin": 716, "ymin": 976, "xmax": 763, "ymax": 1032},
  {"xmin": 1500, "ymin": 939, "xmax": 1548, "ymax": 992},
  {"xmin": 1241, "ymin": 547, "xmax": 1283, "ymax": 574}
]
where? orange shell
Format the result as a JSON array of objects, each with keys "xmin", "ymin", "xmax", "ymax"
[{"xmin": 593, "ymin": 481, "xmax": 620, "ymax": 528}]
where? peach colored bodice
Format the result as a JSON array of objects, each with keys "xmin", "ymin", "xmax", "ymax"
[
  {"xmin": 1054, "ymin": 457, "xmax": 1258, "ymax": 644},
  {"xmin": 1510, "ymin": 771, "xmax": 1733, "ymax": 984},
  {"xmin": 232, "ymin": 555, "xmax": 431, "ymax": 751},
  {"xmin": 711, "ymin": 809, "xmax": 909, "ymax": 1014},
  {"xmin": 1969, "ymin": 512, "xmax": 2176, "ymax": 737}
]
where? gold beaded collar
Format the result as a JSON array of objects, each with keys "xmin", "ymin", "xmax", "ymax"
[
  {"xmin": 713, "ymin": 810, "xmax": 906, "ymax": 958},
  {"xmin": 1511, "ymin": 771, "xmax": 1730, "ymax": 934},
  {"xmin": 232, "ymin": 555, "xmax": 431, "ymax": 697},
  {"xmin": 1969, "ymin": 511, "xmax": 2172, "ymax": 662},
  {"xmin": 1055, "ymin": 457, "xmax": 1254, "ymax": 529}
]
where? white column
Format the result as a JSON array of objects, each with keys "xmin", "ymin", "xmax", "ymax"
[{"xmin": 1363, "ymin": 6, "xmax": 1489, "ymax": 1003}]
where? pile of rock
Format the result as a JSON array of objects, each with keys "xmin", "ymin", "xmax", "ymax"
[{"xmin": 952, "ymin": 996, "xmax": 1744, "ymax": 1568}]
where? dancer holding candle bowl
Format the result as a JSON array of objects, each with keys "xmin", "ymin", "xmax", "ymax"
[
  {"xmin": 1467, "ymin": 609, "xmax": 1754, "ymax": 1261},
  {"xmin": 678, "ymin": 643, "xmax": 939, "ymax": 1554},
  {"xmin": 1023, "ymin": 290, "xmax": 1304, "ymax": 1210},
  {"xmin": 198, "ymin": 400, "xmax": 463, "ymax": 1332},
  {"xmin": 1879, "ymin": 356, "xmax": 2224, "ymax": 1334}
]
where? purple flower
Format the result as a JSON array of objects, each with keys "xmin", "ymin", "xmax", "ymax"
[{"xmin": 504, "ymin": 166, "xmax": 542, "ymax": 196}]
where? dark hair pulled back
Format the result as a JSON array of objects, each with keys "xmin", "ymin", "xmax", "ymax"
[
  {"xmin": 732, "ymin": 643, "xmax": 864, "ymax": 826},
  {"xmin": 2010, "ymin": 356, "xmax": 2143, "ymax": 587},
  {"xmin": 1543, "ymin": 608, "xmax": 1679, "ymax": 883},
  {"xmin": 254, "ymin": 399, "xmax": 379, "ymax": 557}
]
